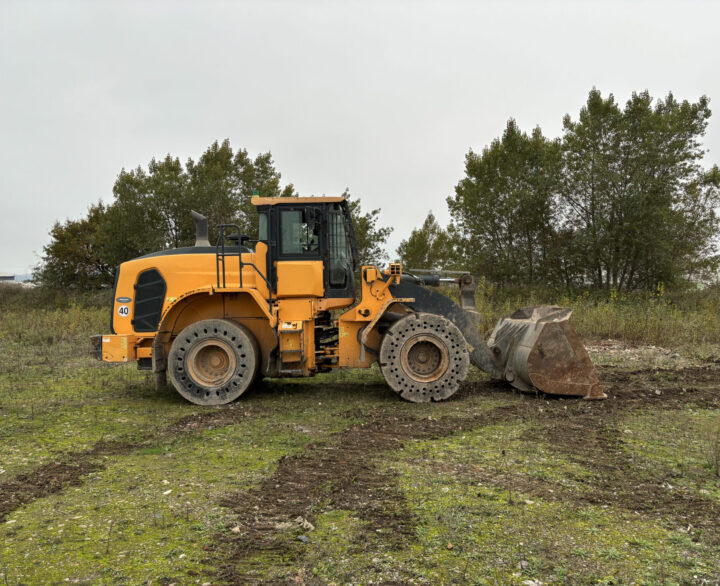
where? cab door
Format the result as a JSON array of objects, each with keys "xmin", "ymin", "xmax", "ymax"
[
  {"xmin": 324, "ymin": 205, "xmax": 355, "ymax": 298},
  {"xmin": 275, "ymin": 207, "xmax": 325, "ymax": 298}
]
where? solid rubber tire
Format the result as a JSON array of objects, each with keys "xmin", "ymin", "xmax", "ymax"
[
  {"xmin": 379, "ymin": 312, "xmax": 470, "ymax": 403},
  {"xmin": 168, "ymin": 319, "xmax": 259, "ymax": 405}
]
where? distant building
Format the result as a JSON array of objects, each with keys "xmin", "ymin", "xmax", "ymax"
[{"xmin": 0, "ymin": 273, "xmax": 15, "ymax": 282}]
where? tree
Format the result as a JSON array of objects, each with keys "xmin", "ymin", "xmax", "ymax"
[
  {"xmin": 396, "ymin": 211, "xmax": 453, "ymax": 270},
  {"xmin": 561, "ymin": 89, "xmax": 720, "ymax": 290},
  {"xmin": 447, "ymin": 120, "xmax": 563, "ymax": 285},
  {"xmin": 35, "ymin": 203, "xmax": 113, "ymax": 289},
  {"xmin": 98, "ymin": 140, "xmax": 296, "ymax": 271},
  {"xmin": 444, "ymin": 90, "xmax": 719, "ymax": 290},
  {"xmin": 36, "ymin": 140, "xmax": 296, "ymax": 287},
  {"xmin": 343, "ymin": 189, "xmax": 393, "ymax": 266},
  {"xmin": 185, "ymin": 140, "xmax": 295, "ymax": 241}
]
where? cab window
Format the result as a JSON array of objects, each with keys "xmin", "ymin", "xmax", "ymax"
[
  {"xmin": 280, "ymin": 209, "xmax": 319, "ymax": 256},
  {"xmin": 328, "ymin": 210, "xmax": 353, "ymax": 287},
  {"xmin": 258, "ymin": 212, "xmax": 268, "ymax": 241}
]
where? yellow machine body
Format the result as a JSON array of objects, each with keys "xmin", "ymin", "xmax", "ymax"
[
  {"xmin": 97, "ymin": 199, "xmax": 403, "ymax": 385},
  {"xmin": 93, "ymin": 195, "xmax": 602, "ymax": 405},
  {"xmin": 102, "ymin": 252, "xmax": 399, "ymax": 378}
]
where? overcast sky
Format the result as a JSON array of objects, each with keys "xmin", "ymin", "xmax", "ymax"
[{"xmin": 1, "ymin": 0, "xmax": 719, "ymax": 274}]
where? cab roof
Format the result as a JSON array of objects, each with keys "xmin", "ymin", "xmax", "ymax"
[{"xmin": 251, "ymin": 196, "xmax": 346, "ymax": 206}]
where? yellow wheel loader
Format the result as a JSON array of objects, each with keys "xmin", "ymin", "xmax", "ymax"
[{"xmin": 92, "ymin": 196, "xmax": 604, "ymax": 405}]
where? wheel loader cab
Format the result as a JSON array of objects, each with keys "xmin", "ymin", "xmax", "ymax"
[{"xmin": 252, "ymin": 196, "xmax": 358, "ymax": 301}]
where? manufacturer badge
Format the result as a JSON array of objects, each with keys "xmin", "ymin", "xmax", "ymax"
[{"xmin": 116, "ymin": 297, "xmax": 132, "ymax": 303}]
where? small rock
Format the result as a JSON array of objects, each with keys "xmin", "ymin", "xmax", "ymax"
[
  {"xmin": 230, "ymin": 525, "xmax": 241, "ymax": 534},
  {"xmin": 518, "ymin": 559, "xmax": 530, "ymax": 570},
  {"xmin": 163, "ymin": 489, "xmax": 172, "ymax": 495},
  {"xmin": 297, "ymin": 535, "xmax": 309, "ymax": 543},
  {"xmin": 274, "ymin": 521, "xmax": 293, "ymax": 530},
  {"xmin": 446, "ymin": 542, "xmax": 453, "ymax": 550},
  {"xmin": 178, "ymin": 553, "xmax": 186, "ymax": 559},
  {"xmin": 295, "ymin": 516, "xmax": 315, "ymax": 531},
  {"xmin": 524, "ymin": 499, "xmax": 535, "ymax": 505},
  {"xmin": 655, "ymin": 390, "xmax": 662, "ymax": 395},
  {"xmin": 522, "ymin": 580, "xmax": 543, "ymax": 586}
]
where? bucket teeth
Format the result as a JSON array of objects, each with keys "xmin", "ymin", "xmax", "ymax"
[{"xmin": 488, "ymin": 305, "xmax": 605, "ymax": 400}]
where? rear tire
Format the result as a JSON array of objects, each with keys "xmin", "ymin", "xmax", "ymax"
[
  {"xmin": 168, "ymin": 319, "xmax": 259, "ymax": 405},
  {"xmin": 379, "ymin": 312, "xmax": 469, "ymax": 403}
]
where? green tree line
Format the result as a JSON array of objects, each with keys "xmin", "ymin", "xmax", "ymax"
[
  {"xmin": 37, "ymin": 89, "xmax": 720, "ymax": 293},
  {"xmin": 36, "ymin": 140, "xmax": 392, "ymax": 288},
  {"xmin": 398, "ymin": 89, "xmax": 720, "ymax": 291}
]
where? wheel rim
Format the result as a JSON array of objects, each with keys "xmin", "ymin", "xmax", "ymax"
[
  {"xmin": 186, "ymin": 339, "xmax": 237, "ymax": 387},
  {"xmin": 400, "ymin": 334, "xmax": 449, "ymax": 382}
]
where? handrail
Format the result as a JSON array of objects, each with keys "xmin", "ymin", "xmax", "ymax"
[{"xmin": 215, "ymin": 224, "xmax": 273, "ymax": 309}]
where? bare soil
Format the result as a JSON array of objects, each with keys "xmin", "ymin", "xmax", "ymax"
[
  {"xmin": 3, "ymin": 366, "xmax": 719, "ymax": 583},
  {"xmin": 0, "ymin": 406, "xmax": 256, "ymax": 522},
  {"xmin": 215, "ymin": 366, "xmax": 720, "ymax": 583}
]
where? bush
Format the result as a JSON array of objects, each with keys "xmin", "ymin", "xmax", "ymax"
[
  {"xmin": 474, "ymin": 280, "xmax": 720, "ymax": 347},
  {"xmin": 0, "ymin": 282, "xmax": 112, "ymax": 312}
]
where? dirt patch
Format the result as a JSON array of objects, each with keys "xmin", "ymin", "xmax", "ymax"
[
  {"xmin": 0, "ymin": 439, "xmax": 142, "ymax": 522},
  {"xmin": 517, "ymin": 366, "xmax": 720, "ymax": 541},
  {"xmin": 541, "ymin": 416, "xmax": 720, "ymax": 538},
  {"xmin": 0, "ymin": 460, "xmax": 101, "ymax": 520},
  {"xmin": 598, "ymin": 365, "xmax": 720, "ymax": 410},
  {"xmin": 0, "ymin": 406, "xmax": 256, "ymax": 522},
  {"xmin": 215, "ymin": 399, "xmax": 542, "ymax": 582},
  {"xmin": 163, "ymin": 404, "xmax": 254, "ymax": 434},
  {"xmin": 217, "ymin": 366, "xmax": 720, "ymax": 581}
]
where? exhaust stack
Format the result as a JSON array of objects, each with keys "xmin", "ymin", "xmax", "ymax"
[{"xmin": 191, "ymin": 211, "xmax": 211, "ymax": 247}]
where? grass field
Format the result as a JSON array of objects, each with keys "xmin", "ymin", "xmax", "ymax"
[{"xmin": 1, "ymin": 284, "xmax": 720, "ymax": 584}]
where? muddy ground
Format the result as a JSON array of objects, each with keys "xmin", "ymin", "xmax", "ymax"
[
  {"xmin": 2, "ymin": 361, "xmax": 720, "ymax": 584},
  {"xmin": 214, "ymin": 366, "xmax": 720, "ymax": 583}
]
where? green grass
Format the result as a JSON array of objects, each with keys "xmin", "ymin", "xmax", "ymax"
[
  {"xmin": 286, "ymin": 425, "xmax": 720, "ymax": 584},
  {"xmin": 1, "ymin": 421, "xmax": 319, "ymax": 584},
  {"xmin": 3, "ymin": 284, "xmax": 720, "ymax": 583},
  {"xmin": 621, "ymin": 407, "xmax": 720, "ymax": 501},
  {"xmin": 390, "ymin": 425, "xmax": 719, "ymax": 584}
]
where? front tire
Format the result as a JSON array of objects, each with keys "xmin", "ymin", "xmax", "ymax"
[
  {"xmin": 168, "ymin": 319, "xmax": 259, "ymax": 405},
  {"xmin": 379, "ymin": 312, "xmax": 470, "ymax": 403}
]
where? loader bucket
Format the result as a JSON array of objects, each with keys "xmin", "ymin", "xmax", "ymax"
[{"xmin": 487, "ymin": 305, "xmax": 605, "ymax": 400}]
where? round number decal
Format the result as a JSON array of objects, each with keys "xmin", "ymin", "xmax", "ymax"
[{"xmin": 117, "ymin": 305, "xmax": 130, "ymax": 317}]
